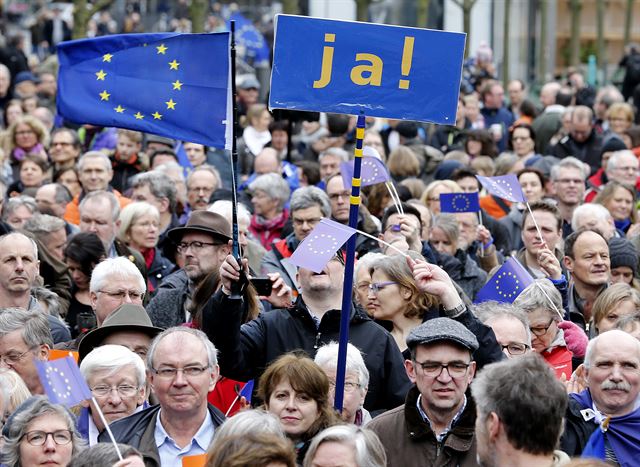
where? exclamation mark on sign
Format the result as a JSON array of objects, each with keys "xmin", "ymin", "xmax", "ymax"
[{"xmin": 398, "ymin": 36, "xmax": 415, "ymax": 90}]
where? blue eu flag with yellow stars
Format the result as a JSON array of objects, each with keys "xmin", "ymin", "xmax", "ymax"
[
  {"xmin": 440, "ymin": 192, "xmax": 480, "ymax": 213},
  {"xmin": 35, "ymin": 356, "xmax": 92, "ymax": 407},
  {"xmin": 474, "ymin": 257, "xmax": 534, "ymax": 304},
  {"xmin": 57, "ymin": 32, "xmax": 231, "ymax": 149}
]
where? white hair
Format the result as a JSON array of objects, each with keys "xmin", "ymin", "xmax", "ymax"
[
  {"xmin": 208, "ymin": 200, "xmax": 251, "ymax": 227},
  {"xmin": 314, "ymin": 341, "xmax": 370, "ymax": 389},
  {"xmin": 80, "ymin": 344, "xmax": 146, "ymax": 387},
  {"xmin": 571, "ymin": 203, "xmax": 613, "ymax": 231},
  {"xmin": 89, "ymin": 257, "xmax": 145, "ymax": 294}
]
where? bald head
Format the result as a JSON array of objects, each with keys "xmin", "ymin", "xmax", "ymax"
[
  {"xmin": 254, "ymin": 148, "xmax": 280, "ymax": 175},
  {"xmin": 540, "ymin": 82, "xmax": 561, "ymax": 108}
]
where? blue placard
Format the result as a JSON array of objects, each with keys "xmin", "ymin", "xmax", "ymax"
[{"xmin": 269, "ymin": 15, "xmax": 466, "ymax": 124}]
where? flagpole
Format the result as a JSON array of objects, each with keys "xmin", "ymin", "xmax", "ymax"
[
  {"xmin": 334, "ymin": 113, "xmax": 365, "ymax": 413},
  {"xmin": 91, "ymin": 397, "xmax": 123, "ymax": 461},
  {"xmin": 525, "ymin": 201, "xmax": 546, "ymax": 247},
  {"xmin": 229, "ymin": 20, "xmax": 245, "ymax": 299}
]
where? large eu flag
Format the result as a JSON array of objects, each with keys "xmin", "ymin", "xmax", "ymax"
[{"xmin": 57, "ymin": 33, "xmax": 231, "ymax": 149}]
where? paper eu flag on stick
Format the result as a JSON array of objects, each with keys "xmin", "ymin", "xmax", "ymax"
[
  {"xmin": 35, "ymin": 356, "xmax": 92, "ymax": 407},
  {"xmin": 474, "ymin": 257, "xmax": 534, "ymax": 304},
  {"xmin": 57, "ymin": 32, "xmax": 230, "ymax": 149},
  {"xmin": 439, "ymin": 192, "xmax": 480, "ymax": 213},
  {"xmin": 476, "ymin": 174, "xmax": 526, "ymax": 203},
  {"xmin": 340, "ymin": 153, "xmax": 390, "ymax": 189},
  {"xmin": 288, "ymin": 219, "xmax": 355, "ymax": 273}
]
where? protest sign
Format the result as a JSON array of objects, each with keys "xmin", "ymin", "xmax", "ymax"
[{"xmin": 270, "ymin": 15, "xmax": 465, "ymax": 124}]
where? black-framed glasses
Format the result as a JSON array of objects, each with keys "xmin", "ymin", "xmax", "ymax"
[
  {"xmin": 530, "ymin": 319, "xmax": 555, "ymax": 337},
  {"xmin": 368, "ymin": 281, "xmax": 396, "ymax": 294},
  {"xmin": 413, "ymin": 360, "xmax": 471, "ymax": 378},
  {"xmin": 151, "ymin": 365, "xmax": 210, "ymax": 379},
  {"xmin": 500, "ymin": 343, "xmax": 530, "ymax": 356},
  {"xmin": 176, "ymin": 241, "xmax": 222, "ymax": 253},
  {"xmin": 22, "ymin": 430, "xmax": 72, "ymax": 446},
  {"xmin": 91, "ymin": 384, "xmax": 140, "ymax": 398}
]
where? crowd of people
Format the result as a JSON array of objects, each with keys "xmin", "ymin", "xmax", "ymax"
[{"xmin": 1, "ymin": 2, "xmax": 640, "ymax": 467}]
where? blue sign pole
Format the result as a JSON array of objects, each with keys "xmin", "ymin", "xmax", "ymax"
[{"xmin": 334, "ymin": 113, "xmax": 365, "ymax": 412}]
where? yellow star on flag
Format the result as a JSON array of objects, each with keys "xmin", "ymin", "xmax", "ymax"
[
  {"xmin": 95, "ymin": 70, "xmax": 107, "ymax": 81},
  {"xmin": 134, "ymin": 112, "xmax": 144, "ymax": 120},
  {"xmin": 172, "ymin": 80, "xmax": 183, "ymax": 90},
  {"xmin": 103, "ymin": 53, "xmax": 112, "ymax": 62},
  {"xmin": 152, "ymin": 111, "xmax": 163, "ymax": 120},
  {"xmin": 165, "ymin": 99, "xmax": 176, "ymax": 110},
  {"xmin": 168, "ymin": 60, "xmax": 180, "ymax": 70},
  {"xmin": 114, "ymin": 105, "xmax": 125, "ymax": 113},
  {"xmin": 99, "ymin": 90, "xmax": 110, "ymax": 101},
  {"xmin": 156, "ymin": 44, "xmax": 167, "ymax": 54}
]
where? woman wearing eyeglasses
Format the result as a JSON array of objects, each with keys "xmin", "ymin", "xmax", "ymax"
[
  {"xmin": 117, "ymin": 202, "xmax": 175, "ymax": 294},
  {"xmin": 367, "ymin": 253, "xmax": 437, "ymax": 357},
  {"xmin": 1, "ymin": 396, "xmax": 85, "ymax": 466},
  {"xmin": 514, "ymin": 279, "xmax": 588, "ymax": 380}
]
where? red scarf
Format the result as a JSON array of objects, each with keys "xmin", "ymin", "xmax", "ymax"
[{"xmin": 249, "ymin": 208, "xmax": 289, "ymax": 251}]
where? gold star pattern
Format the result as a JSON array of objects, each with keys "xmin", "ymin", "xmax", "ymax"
[
  {"xmin": 168, "ymin": 60, "xmax": 180, "ymax": 70},
  {"xmin": 165, "ymin": 99, "xmax": 176, "ymax": 110},
  {"xmin": 114, "ymin": 105, "xmax": 125, "ymax": 113},
  {"xmin": 95, "ymin": 70, "xmax": 107, "ymax": 81},
  {"xmin": 172, "ymin": 80, "xmax": 183, "ymax": 90},
  {"xmin": 134, "ymin": 112, "xmax": 144, "ymax": 120},
  {"xmin": 152, "ymin": 111, "xmax": 163, "ymax": 120},
  {"xmin": 99, "ymin": 90, "xmax": 110, "ymax": 101},
  {"xmin": 156, "ymin": 44, "xmax": 167, "ymax": 54},
  {"xmin": 103, "ymin": 53, "xmax": 113, "ymax": 62}
]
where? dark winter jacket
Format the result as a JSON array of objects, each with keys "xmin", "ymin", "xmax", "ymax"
[
  {"xmin": 100, "ymin": 403, "xmax": 225, "ymax": 467},
  {"xmin": 202, "ymin": 291, "xmax": 411, "ymax": 414}
]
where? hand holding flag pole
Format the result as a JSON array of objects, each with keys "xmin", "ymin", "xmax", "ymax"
[{"xmin": 229, "ymin": 21, "xmax": 247, "ymax": 299}]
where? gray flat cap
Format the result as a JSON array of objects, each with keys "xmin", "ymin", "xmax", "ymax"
[{"xmin": 406, "ymin": 317, "xmax": 479, "ymax": 351}]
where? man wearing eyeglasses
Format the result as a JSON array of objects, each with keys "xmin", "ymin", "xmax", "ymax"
[
  {"xmin": 473, "ymin": 301, "xmax": 532, "ymax": 359},
  {"xmin": 0, "ymin": 309, "xmax": 52, "ymax": 395},
  {"xmin": 146, "ymin": 211, "xmax": 231, "ymax": 329},
  {"xmin": 79, "ymin": 345, "xmax": 147, "ymax": 445},
  {"xmin": 368, "ymin": 317, "xmax": 480, "ymax": 467},
  {"xmin": 103, "ymin": 327, "xmax": 225, "ymax": 467}
]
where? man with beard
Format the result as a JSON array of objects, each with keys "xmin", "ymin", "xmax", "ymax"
[
  {"xmin": 186, "ymin": 165, "xmax": 220, "ymax": 212},
  {"xmin": 472, "ymin": 354, "xmax": 568, "ymax": 467},
  {"xmin": 146, "ymin": 211, "xmax": 231, "ymax": 328},
  {"xmin": 550, "ymin": 157, "xmax": 588, "ymax": 238},
  {"xmin": 561, "ymin": 330, "xmax": 640, "ymax": 463}
]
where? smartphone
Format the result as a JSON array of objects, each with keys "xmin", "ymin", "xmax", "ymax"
[{"xmin": 250, "ymin": 278, "xmax": 273, "ymax": 296}]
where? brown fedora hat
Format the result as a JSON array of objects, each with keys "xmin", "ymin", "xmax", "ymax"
[
  {"xmin": 167, "ymin": 210, "xmax": 232, "ymax": 244},
  {"xmin": 78, "ymin": 304, "xmax": 164, "ymax": 361}
]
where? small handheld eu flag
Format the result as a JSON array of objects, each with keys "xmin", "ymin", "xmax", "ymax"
[
  {"xmin": 440, "ymin": 192, "xmax": 480, "ymax": 213},
  {"xmin": 474, "ymin": 257, "xmax": 534, "ymax": 304}
]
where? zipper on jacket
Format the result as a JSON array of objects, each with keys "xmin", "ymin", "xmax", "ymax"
[{"xmin": 314, "ymin": 332, "xmax": 322, "ymax": 350}]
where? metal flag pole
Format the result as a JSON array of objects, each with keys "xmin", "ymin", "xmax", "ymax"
[
  {"xmin": 229, "ymin": 20, "xmax": 245, "ymax": 299},
  {"xmin": 334, "ymin": 113, "xmax": 365, "ymax": 412}
]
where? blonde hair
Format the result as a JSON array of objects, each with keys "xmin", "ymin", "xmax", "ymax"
[
  {"xmin": 387, "ymin": 146, "xmax": 420, "ymax": 178},
  {"xmin": 419, "ymin": 180, "xmax": 462, "ymax": 206},
  {"xmin": 591, "ymin": 283, "xmax": 640, "ymax": 334},
  {"xmin": 118, "ymin": 201, "xmax": 160, "ymax": 244},
  {"xmin": 0, "ymin": 368, "xmax": 30, "ymax": 417}
]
